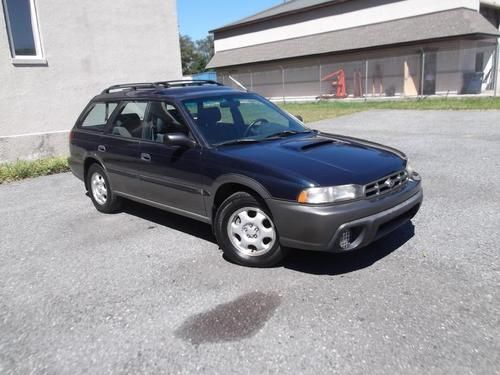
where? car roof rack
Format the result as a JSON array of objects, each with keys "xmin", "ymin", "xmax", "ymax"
[
  {"xmin": 102, "ymin": 80, "xmax": 222, "ymax": 94},
  {"xmin": 156, "ymin": 80, "xmax": 223, "ymax": 88}
]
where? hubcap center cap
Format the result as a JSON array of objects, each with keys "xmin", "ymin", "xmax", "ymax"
[{"xmin": 242, "ymin": 223, "xmax": 259, "ymax": 239}]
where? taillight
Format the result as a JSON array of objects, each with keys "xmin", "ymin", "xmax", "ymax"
[{"xmin": 69, "ymin": 129, "xmax": 74, "ymax": 143}]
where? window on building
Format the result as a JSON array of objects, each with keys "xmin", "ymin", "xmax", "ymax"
[
  {"xmin": 80, "ymin": 103, "xmax": 118, "ymax": 131},
  {"xmin": 2, "ymin": 0, "xmax": 44, "ymax": 61}
]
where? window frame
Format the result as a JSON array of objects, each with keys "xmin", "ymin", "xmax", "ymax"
[
  {"xmin": 104, "ymin": 99, "xmax": 200, "ymax": 146},
  {"xmin": 77, "ymin": 101, "xmax": 119, "ymax": 132},
  {"xmin": 105, "ymin": 100, "xmax": 150, "ymax": 141},
  {"xmin": 140, "ymin": 100, "xmax": 194, "ymax": 146},
  {"xmin": 2, "ymin": 0, "xmax": 45, "ymax": 64}
]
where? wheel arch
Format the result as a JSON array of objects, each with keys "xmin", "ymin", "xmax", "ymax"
[
  {"xmin": 209, "ymin": 174, "xmax": 272, "ymax": 221},
  {"xmin": 83, "ymin": 157, "xmax": 104, "ymax": 190}
]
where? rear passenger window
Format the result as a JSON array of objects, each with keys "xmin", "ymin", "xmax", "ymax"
[
  {"xmin": 110, "ymin": 102, "xmax": 148, "ymax": 139},
  {"xmin": 81, "ymin": 102, "xmax": 117, "ymax": 131}
]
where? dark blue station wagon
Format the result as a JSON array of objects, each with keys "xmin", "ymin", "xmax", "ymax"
[{"xmin": 69, "ymin": 80, "xmax": 423, "ymax": 267}]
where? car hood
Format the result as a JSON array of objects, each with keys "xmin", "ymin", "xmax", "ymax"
[{"xmin": 216, "ymin": 132, "xmax": 407, "ymax": 186}]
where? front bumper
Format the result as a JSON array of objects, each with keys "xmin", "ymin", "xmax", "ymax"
[{"xmin": 267, "ymin": 180, "xmax": 423, "ymax": 252}]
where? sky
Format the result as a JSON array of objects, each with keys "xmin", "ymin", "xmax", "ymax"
[{"xmin": 177, "ymin": 0, "xmax": 283, "ymax": 40}]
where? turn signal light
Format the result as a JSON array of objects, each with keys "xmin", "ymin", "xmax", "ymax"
[{"xmin": 297, "ymin": 191, "xmax": 308, "ymax": 203}]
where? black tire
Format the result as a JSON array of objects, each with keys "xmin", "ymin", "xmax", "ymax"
[
  {"xmin": 86, "ymin": 163, "xmax": 122, "ymax": 213},
  {"xmin": 214, "ymin": 191, "xmax": 287, "ymax": 267}
]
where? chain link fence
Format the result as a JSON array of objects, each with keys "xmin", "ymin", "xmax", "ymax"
[{"xmin": 218, "ymin": 44, "xmax": 499, "ymax": 101}]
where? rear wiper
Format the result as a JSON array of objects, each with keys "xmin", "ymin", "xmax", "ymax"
[
  {"xmin": 214, "ymin": 138, "xmax": 261, "ymax": 147},
  {"xmin": 265, "ymin": 130, "xmax": 312, "ymax": 139}
]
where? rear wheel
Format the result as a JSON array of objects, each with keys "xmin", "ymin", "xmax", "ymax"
[
  {"xmin": 214, "ymin": 192, "xmax": 287, "ymax": 267},
  {"xmin": 86, "ymin": 163, "xmax": 122, "ymax": 213}
]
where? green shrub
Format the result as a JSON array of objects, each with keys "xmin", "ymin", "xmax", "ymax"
[{"xmin": 0, "ymin": 156, "xmax": 70, "ymax": 184}]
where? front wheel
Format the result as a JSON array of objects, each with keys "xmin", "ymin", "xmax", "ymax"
[{"xmin": 214, "ymin": 192, "xmax": 287, "ymax": 267}]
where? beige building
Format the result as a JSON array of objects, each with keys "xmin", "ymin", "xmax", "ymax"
[
  {"xmin": 208, "ymin": 0, "xmax": 500, "ymax": 101},
  {"xmin": 0, "ymin": 0, "xmax": 182, "ymax": 162}
]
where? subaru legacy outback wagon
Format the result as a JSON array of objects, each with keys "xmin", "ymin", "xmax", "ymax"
[{"xmin": 69, "ymin": 80, "xmax": 422, "ymax": 267}]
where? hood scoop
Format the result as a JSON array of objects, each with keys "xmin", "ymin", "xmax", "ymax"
[
  {"xmin": 282, "ymin": 137, "xmax": 337, "ymax": 151},
  {"xmin": 301, "ymin": 139, "xmax": 337, "ymax": 150}
]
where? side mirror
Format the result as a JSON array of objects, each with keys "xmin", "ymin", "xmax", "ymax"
[
  {"xmin": 295, "ymin": 115, "xmax": 304, "ymax": 122},
  {"xmin": 165, "ymin": 133, "xmax": 196, "ymax": 148}
]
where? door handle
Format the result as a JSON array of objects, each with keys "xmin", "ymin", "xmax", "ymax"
[
  {"xmin": 97, "ymin": 145, "xmax": 106, "ymax": 152},
  {"xmin": 141, "ymin": 153, "xmax": 151, "ymax": 162}
]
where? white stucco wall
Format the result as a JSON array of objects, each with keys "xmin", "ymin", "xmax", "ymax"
[
  {"xmin": 214, "ymin": 0, "xmax": 480, "ymax": 52},
  {"xmin": 0, "ymin": 0, "xmax": 181, "ymax": 160}
]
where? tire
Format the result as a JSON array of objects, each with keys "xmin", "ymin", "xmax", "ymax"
[
  {"xmin": 86, "ymin": 163, "xmax": 122, "ymax": 213},
  {"xmin": 214, "ymin": 191, "xmax": 287, "ymax": 267}
]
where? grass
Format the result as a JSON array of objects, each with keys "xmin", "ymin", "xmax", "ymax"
[
  {"xmin": 0, "ymin": 156, "xmax": 69, "ymax": 184},
  {"xmin": 279, "ymin": 97, "xmax": 500, "ymax": 123}
]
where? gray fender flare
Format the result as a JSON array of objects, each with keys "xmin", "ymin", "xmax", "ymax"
[{"xmin": 207, "ymin": 173, "xmax": 272, "ymax": 212}]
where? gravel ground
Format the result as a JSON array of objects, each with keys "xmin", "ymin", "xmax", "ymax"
[{"xmin": 0, "ymin": 110, "xmax": 499, "ymax": 374}]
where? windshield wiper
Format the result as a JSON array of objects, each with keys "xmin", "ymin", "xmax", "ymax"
[
  {"xmin": 265, "ymin": 130, "xmax": 313, "ymax": 139},
  {"xmin": 214, "ymin": 138, "xmax": 261, "ymax": 147}
]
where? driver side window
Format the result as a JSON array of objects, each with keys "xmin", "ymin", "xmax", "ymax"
[{"xmin": 143, "ymin": 102, "xmax": 189, "ymax": 144}]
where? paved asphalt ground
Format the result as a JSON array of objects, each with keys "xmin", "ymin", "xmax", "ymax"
[{"xmin": 1, "ymin": 110, "xmax": 499, "ymax": 374}]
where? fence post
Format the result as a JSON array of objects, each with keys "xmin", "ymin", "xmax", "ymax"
[
  {"xmin": 420, "ymin": 51, "xmax": 426, "ymax": 98},
  {"xmin": 280, "ymin": 66, "xmax": 286, "ymax": 103},
  {"xmin": 319, "ymin": 61, "xmax": 322, "ymax": 98},
  {"xmin": 365, "ymin": 59, "xmax": 369, "ymax": 100},
  {"xmin": 494, "ymin": 42, "xmax": 499, "ymax": 97}
]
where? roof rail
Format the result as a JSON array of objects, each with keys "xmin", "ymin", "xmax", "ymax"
[
  {"xmin": 102, "ymin": 83, "xmax": 159, "ymax": 94},
  {"xmin": 154, "ymin": 80, "xmax": 223, "ymax": 88},
  {"xmin": 101, "ymin": 79, "xmax": 222, "ymax": 94}
]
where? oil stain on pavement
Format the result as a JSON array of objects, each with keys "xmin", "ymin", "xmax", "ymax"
[{"xmin": 175, "ymin": 291, "xmax": 281, "ymax": 345}]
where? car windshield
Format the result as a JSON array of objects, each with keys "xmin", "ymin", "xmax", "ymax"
[{"xmin": 182, "ymin": 93, "xmax": 310, "ymax": 146}]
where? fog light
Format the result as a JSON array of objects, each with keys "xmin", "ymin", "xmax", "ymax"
[{"xmin": 339, "ymin": 229, "xmax": 352, "ymax": 250}]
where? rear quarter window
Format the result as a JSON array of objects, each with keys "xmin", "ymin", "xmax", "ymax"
[{"xmin": 79, "ymin": 102, "xmax": 118, "ymax": 131}]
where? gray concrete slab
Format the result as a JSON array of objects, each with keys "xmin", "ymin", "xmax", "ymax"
[{"xmin": 0, "ymin": 110, "xmax": 499, "ymax": 374}]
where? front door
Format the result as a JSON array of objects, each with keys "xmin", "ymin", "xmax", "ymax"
[{"xmin": 137, "ymin": 101, "xmax": 206, "ymax": 218}]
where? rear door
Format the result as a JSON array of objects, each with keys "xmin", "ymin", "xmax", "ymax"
[
  {"xmin": 70, "ymin": 101, "xmax": 119, "ymax": 179},
  {"xmin": 99, "ymin": 101, "xmax": 148, "ymax": 196},
  {"xmin": 137, "ymin": 101, "xmax": 206, "ymax": 217}
]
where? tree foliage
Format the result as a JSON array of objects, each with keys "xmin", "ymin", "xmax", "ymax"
[{"xmin": 180, "ymin": 34, "xmax": 214, "ymax": 75}]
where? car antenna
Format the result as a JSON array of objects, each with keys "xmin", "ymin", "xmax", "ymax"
[{"xmin": 228, "ymin": 75, "xmax": 249, "ymax": 92}]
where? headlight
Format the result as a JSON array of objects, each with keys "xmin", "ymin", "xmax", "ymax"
[
  {"xmin": 406, "ymin": 162, "xmax": 421, "ymax": 181},
  {"xmin": 297, "ymin": 184, "xmax": 363, "ymax": 204}
]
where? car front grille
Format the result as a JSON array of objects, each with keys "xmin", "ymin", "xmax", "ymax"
[{"xmin": 364, "ymin": 170, "xmax": 408, "ymax": 198}]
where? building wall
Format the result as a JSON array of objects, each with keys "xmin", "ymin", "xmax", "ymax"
[
  {"xmin": 214, "ymin": 0, "xmax": 480, "ymax": 52},
  {"xmin": 0, "ymin": 0, "xmax": 182, "ymax": 161}
]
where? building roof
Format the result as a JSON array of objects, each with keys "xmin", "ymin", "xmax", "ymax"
[
  {"xmin": 207, "ymin": 8, "xmax": 500, "ymax": 69},
  {"xmin": 211, "ymin": 0, "xmax": 344, "ymax": 33}
]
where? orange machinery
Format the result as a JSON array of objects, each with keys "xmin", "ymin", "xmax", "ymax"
[{"xmin": 321, "ymin": 68, "xmax": 348, "ymax": 98}]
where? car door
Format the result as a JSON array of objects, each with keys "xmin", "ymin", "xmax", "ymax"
[
  {"xmin": 99, "ymin": 101, "xmax": 148, "ymax": 196},
  {"xmin": 137, "ymin": 101, "xmax": 206, "ymax": 218}
]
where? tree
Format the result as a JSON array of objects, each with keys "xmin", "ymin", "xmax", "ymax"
[
  {"xmin": 180, "ymin": 34, "xmax": 196, "ymax": 75},
  {"xmin": 179, "ymin": 34, "xmax": 214, "ymax": 75}
]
